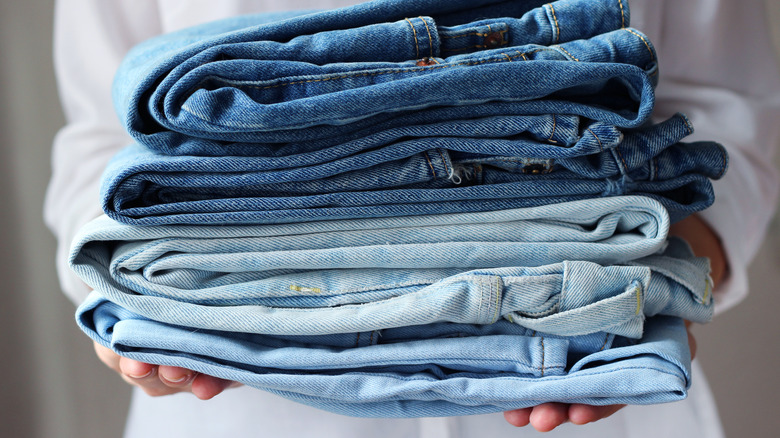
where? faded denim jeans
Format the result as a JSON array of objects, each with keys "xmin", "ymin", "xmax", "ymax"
[
  {"xmin": 78, "ymin": 297, "xmax": 694, "ymax": 417},
  {"xmin": 71, "ymin": 197, "xmax": 713, "ymax": 339}
]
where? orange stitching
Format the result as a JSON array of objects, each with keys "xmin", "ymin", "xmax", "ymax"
[
  {"xmin": 614, "ymin": 146, "xmax": 629, "ymax": 173},
  {"xmin": 419, "ymin": 16, "xmax": 434, "ymax": 58},
  {"xmin": 624, "ymin": 28, "xmax": 655, "ymax": 61},
  {"xmin": 556, "ymin": 45, "xmax": 580, "ymax": 62},
  {"xmin": 515, "ymin": 50, "xmax": 530, "ymax": 61},
  {"xmin": 502, "ymin": 53, "xmax": 512, "ymax": 62},
  {"xmin": 355, "ymin": 331, "xmax": 361, "ymax": 348},
  {"xmin": 617, "ymin": 0, "xmax": 626, "ymax": 28},
  {"xmin": 599, "ymin": 334, "xmax": 610, "ymax": 351},
  {"xmin": 548, "ymin": 115, "xmax": 557, "ymax": 142},
  {"xmin": 654, "ymin": 157, "xmax": 659, "ymax": 181},
  {"xmin": 436, "ymin": 148, "xmax": 450, "ymax": 176},
  {"xmin": 404, "ymin": 17, "xmax": 420, "ymax": 60},
  {"xmin": 423, "ymin": 151, "xmax": 438, "ymax": 179},
  {"xmin": 586, "ymin": 127, "xmax": 604, "ymax": 152},
  {"xmin": 548, "ymin": 4, "xmax": 560, "ymax": 44}
]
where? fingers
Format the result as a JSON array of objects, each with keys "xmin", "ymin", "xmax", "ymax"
[
  {"xmin": 118, "ymin": 358, "xmax": 187, "ymax": 397},
  {"xmin": 528, "ymin": 403, "xmax": 569, "ymax": 432},
  {"xmin": 504, "ymin": 403, "xmax": 627, "ymax": 431},
  {"xmin": 92, "ymin": 341, "xmax": 237, "ymax": 399},
  {"xmin": 568, "ymin": 404, "xmax": 625, "ymax": 425},
  {"xmin": 191, "ymin": 374, "xmax": 241, "ymax": 400},
  {"xmin": 503, "ymin": 407, "xmax": 532, "ymax": 427}
]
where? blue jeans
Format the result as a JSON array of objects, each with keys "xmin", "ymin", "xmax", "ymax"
[
  {"xmin": 71, "ymin": 197, "xmax": 713, "ymax": 339},
  {"xmin": 102, "ymin": 113, "xmax": 726, "ymax": 225},
  {"xmin": 113, "ymin": 0, "xmax": 657, "ymax": 154},
  {"xmin": 77, "ymin": 295, "xmax": 694, "ymax": 417}
]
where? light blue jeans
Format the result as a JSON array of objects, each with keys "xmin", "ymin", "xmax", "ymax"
[
  {"xmin": 71, "ymin": 197, "xmax": 712, "ymax": 338},
  {"xmin": 77, "ymin": 298, "xmax": 694, "ymax": 417}
]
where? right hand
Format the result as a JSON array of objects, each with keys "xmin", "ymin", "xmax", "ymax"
[{"xmin": 93, "ymin": 341, "xmax": 239, "ymax": 399}]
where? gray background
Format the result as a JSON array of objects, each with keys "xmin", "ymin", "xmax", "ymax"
[{"xmin": 1, "ymin": 2, "xmax": 778, "ymax": 437}]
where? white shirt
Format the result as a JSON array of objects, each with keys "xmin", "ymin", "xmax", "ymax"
[{"xmin": 45, "ymin": 0, "xmax": 780, "ymax": 437}]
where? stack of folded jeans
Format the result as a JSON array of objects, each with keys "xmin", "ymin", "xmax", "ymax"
[{"xmin": 71, "ymin": 0, "xmax": 727, "ymax": 417}]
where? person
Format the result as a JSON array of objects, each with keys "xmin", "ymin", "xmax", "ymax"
[{"xmin": 45, "ymin": 0, "xmax": 780, "ymax": 436}]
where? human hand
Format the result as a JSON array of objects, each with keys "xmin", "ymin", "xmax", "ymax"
[
  {"xmin": 503, "ymin": 323, "xmax": 697, "ymax": 431},
  {"xmin": 505, "ymin": 213, "xmax": 719, "ymax": 432},
  {"xmin": 93, "ymin": 341, "xmax": 240, "ymax": 399}
]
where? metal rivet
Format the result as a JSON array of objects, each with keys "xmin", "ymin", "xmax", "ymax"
[
  {"xmin": 416, "ymin": 57, "xmax": 435, "ymax": 66},
  {"xmin": 483, "ymin": 32, "xmax": 503, "ymax": 49}
]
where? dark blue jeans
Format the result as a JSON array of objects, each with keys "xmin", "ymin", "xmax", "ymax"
[{"xmin": 114, "ymin": 0, "xmax": 654, "ymax": 154}]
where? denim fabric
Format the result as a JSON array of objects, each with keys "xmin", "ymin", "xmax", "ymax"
[
  {"xmin": 77, "ymin": 295, "xmax": 693, "ymax": 417},
  {"xmin": 112, "ymin": 0, "xmax": 658, "ymax": 154},
  {"xmin": 70, "ymin": 196, "xmax": 713, "ymax": 338},
  {"xmin": 101, "ymin": 113, "xmax": 726, "ymax": 226}
]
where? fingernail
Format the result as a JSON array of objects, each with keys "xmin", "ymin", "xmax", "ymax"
[
  {"xmin": 161, "ymin": 371, "xmax": 193, "ymax": 384},
  {"xmin": 127, "ymin": 369, "xmax": 154, "ymax": 379}
]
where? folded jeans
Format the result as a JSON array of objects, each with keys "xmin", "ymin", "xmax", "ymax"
[
  {"xmin": 77, "ymin": 297, "xmax": 694, "ymax": 418},
  {"xmin": 71, "ymin": 196, "xmax": 713, "ymax": 338}
]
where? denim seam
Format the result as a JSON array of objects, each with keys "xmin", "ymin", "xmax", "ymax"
[
  {"xmin": 436, "ymin": 148, "xmax": 451, "ymax": 178},
  {"xmin": 554, "ymin": 45, "xmax": 580, "ymax": 62},
  {"xmin": 419, "ymin": 17, "xmax": 435, "ymax": 59},
  {"xmin": 540, "ymin": 336, "xmax": 546, "ymax": 377},
  {"xmin": 404, "ymin": 18, "xmax": 422, "ymax": 59},
  {"xmin": 617, "ymin": 0, "xmax": 626, "ymax": 28},
  {"xmin": 262, "ymin": 365, "xmax": 680, "ymax": 399},
  {"xmin": 548, "ymin": 115, "xmax": 558, "ymax": 143},
  {"xmin": 634, "ymin": 283, "xmax": 642, "ymax": 315},
  {"xmin": 598, "ymin": 333, "xmax": 610, "ymax": 351},
  {"xmin": 492, "ymin": 276, "xmax": 501, "ymax": 323},
  {"xmin": 422, "ymin": 151, "xmax": 438, "ymax": 178},
  {"xmin": 623, "ymin": 28, "xmax": 655, "ymax": 61},
  {"xmin": 612, "ymin": 146, "xmax": 630, "ymax": 175},
  {"xmin": 652, "ymin": 157, "xmax": 659, "ymax": 181},
  {"xmin": 586, "ymin": 127, "xmax": 604, "ymax": 152},
  {"xmin": 317, "ymin": 359, "xmax": 565, "ymax": 379},
  {"xmin": 546, "ymin": 4, "xmax": 560, "ymax": 44}
]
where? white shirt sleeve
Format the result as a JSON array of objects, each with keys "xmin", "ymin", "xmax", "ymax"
[
  {"xmin": 44, "ymin": 0, "xmax": 163, "ymax": 305},
  {"xmin": 647, "ymin": 0, "xmax": 780, "ymax": 313}
]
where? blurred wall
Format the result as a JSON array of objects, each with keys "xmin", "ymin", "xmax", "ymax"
[
  {"xmin": 0, "ymin": 2, "xmax": 777, "ymax": 437},
  {"xmin": 0, "ymin": 2, "xmax": 129, "ymax": 438}
]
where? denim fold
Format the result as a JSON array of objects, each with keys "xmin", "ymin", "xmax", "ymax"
[
  {"xmin": 71, "ymin": 197, "xmax": 713, "ymax": 338},
  {"xmin": 101, "ymin": 113, "xmax": 726, "ymax": 226},
  {"xmin": 111, "ymin": 0, "xmax": 653, "ymax": 154},
  {"xmin": 77, "ymin": 296, "xmax": 693, "ymax": 417}
]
